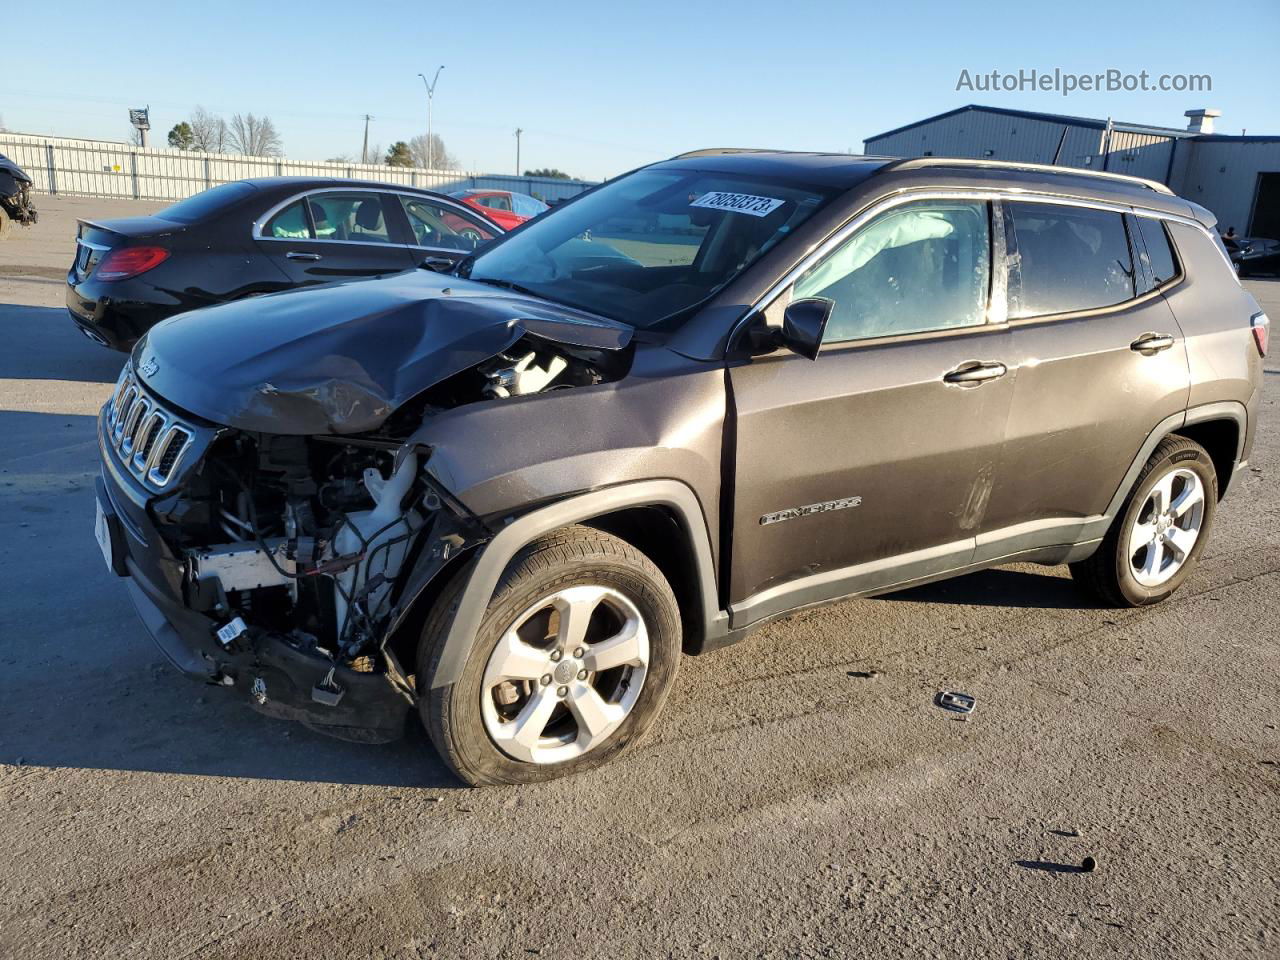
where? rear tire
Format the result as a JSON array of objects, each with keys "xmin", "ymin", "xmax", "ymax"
[
  {"xmin": 418, "ymin": 525, "xmax": 681, "ymax": 786},
  {"xmin": 1070, "ymin": 435, "xmax": 1217, "ymax": 607}
]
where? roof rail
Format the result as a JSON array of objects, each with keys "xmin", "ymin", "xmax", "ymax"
[
  {"xmin": 669, "ymin": 147, "xmax": 786, "ymax": 159},
  {"xmin": 887, "ymin": 156, "xmax": 1175, "ymax": 195}
]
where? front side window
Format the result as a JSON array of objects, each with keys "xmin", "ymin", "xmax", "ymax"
[
  {"xmin": 462, "ymin": 168, "xmax": 834, "ymax": 329},
  {"xmin": 794, "ymin": 200, "xmax": 991, "ymax": 343},
  {"xmin": 1009, "ymin": 202, "xmax": 1134, "ymax": 318},
  {"xmin": 1137, "ymin": 216, "xmax": 1180, "ymax": 287},
  {"xmin": 400, "ymin": 196, "xmax": 498, "ymax": 251},
  {"xmin": 306, "ymin": 193, "xmax": 392, "ymax": 243}
]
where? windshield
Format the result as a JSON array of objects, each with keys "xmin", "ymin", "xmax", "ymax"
[{"xmin": 460, "ymin": 168, "xmax": 834, "ymax": 329}]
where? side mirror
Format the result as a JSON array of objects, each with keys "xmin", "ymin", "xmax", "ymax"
[{"xmin": 780, "ymin": 297, "xmax": 833, "ymax": 360}]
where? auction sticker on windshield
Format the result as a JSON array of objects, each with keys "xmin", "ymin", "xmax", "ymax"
[{"xmin": 691, "ymin": 192, "xmax": 785, "ymax": 217}]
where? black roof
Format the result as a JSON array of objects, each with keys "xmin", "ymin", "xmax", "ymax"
[
  {"xmin": 657, "ymin": 150, "xmax": 896, "ymax": 189},
  {"xmin": 236, "ymin": 176, "xmax": 460, "ymax": 195}
]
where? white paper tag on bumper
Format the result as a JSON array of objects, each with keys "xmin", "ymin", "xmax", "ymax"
[
  {"xmin": 690, "ymin": 191, "xmax": 785, "ymax": 217},
  {"xmin": 216, "ymin": 617, "xmax": 248, "ymax": 647}
]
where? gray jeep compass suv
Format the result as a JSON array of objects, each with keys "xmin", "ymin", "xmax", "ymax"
[{"xmin": 95, "ymin": 151, "xmax": 1267, "ymax": 785}]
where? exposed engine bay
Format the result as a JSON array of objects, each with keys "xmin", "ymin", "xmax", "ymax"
[
  {"xmin": 142, "ymin": 334, "xmax": 627, "ymax": 717},
  {"xmin": 0, "ymin": 153, "xmax": 39, "ymax": 230}
]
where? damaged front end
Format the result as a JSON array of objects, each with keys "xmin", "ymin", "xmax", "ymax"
[
  {"xmin": 0, "ymin": 154, "xmax": 39, "ymax": 229},
  {"xmin": 102, "ymin": 273, "xmax": 634, "ymax": 741}
]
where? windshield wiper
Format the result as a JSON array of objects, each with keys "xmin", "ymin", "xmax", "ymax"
[{"xmin": 467, "ymin": 276, "xmax": 545, "ymax": 299}]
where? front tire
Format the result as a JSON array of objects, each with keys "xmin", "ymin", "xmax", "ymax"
[
  {"xmin": 419, "ymin": 526, "xmax": 681, "ymax": 786},
  {"xmin": 1070, "ymin": 435, "xmax": 1217, "ymax": 607}
]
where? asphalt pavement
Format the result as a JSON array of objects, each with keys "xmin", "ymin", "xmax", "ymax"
[{"xmin": 0, "ymin": 197, "xmax": 1277, "ymax": 959}]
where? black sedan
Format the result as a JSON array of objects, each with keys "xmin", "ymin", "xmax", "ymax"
[{"xmin": 66, "ymin": 177, "xmax": 504, "ymax": 350}]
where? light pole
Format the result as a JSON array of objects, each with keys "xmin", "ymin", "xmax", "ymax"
[
  {"xmin": 417, "ymin": 66, "xmax": 444, "ymax": 171},
  {"xmin": 514, "ymin": 128, "xmax": 522, "ymax": 176},
  {"xmin": 361, "ymin": 114, "xmax": 373, "ymax": 165}
]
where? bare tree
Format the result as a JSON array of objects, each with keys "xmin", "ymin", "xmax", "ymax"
[
  {"xmin": 190, "ymin": 106, "xmax": 230, "ymax": 153},
  {"xmin": 409, "ymin": 133, "xmax": 458, "ymax": 170},
  {"xmin": 0, "ymin": 114, "xmax": 7, "ymax": 133},
  {"xmin": 227, "ymin": 113, "xmax": 283, "ymax": 157}
]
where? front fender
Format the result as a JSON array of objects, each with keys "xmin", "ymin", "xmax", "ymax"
[{"xmin": 425, "ymin": 478, "xmax": 727, "ymax": 689}]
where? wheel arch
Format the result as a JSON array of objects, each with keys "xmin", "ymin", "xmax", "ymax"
[
  {"xmin": 426, "ymin": 479, "xmax": 727, "ymax": 690},
  {"xmin": 1174, "ymin": 416, "xmax": 1240, "ymax": 500},
  {"xmin": 1102, "ymin": 401, "xmax": 1247, "ymax": 525}
]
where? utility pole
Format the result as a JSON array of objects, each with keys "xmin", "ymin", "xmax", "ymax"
[
  {"xmin": 514, "ymin": 128, "xmax": 522, "ymax": 175},
  {"xmin": 417, "ymin": 66, "xmax": 445, "ymax": 170},
  {"xmin": 361, "ymin": 114, "xmax": 373, "ymax": 165}
]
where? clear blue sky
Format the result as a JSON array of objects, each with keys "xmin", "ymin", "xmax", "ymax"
[{"xmin": 4, "ymin": 0, "xmax": 1277, "ymax": 180}]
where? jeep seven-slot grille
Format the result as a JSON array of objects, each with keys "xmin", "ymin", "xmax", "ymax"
[{"xmin": 106, "ymin": 366, "xmax": 195, "ymax": 488}]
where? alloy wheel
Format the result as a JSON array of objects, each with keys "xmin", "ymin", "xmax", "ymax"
[
  {"xmin": 480, "ymin": 585, "xmax": 649, "ymax": 764},
  {"xmin": 1127, "ymin": 468, "xmax": 1205, "ymax": 587}
]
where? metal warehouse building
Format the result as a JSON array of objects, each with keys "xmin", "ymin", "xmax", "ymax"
[{"xmin": 864, "ymin": 104, "xmax": 1280, "ymax": 240}]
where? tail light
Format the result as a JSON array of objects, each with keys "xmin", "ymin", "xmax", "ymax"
[
  {"xmin": 95, "ymin": 245, "xmax": 170, "ymax": 281},
  {"xmin": 1252, "ymin": 312, "xmax": 1269, "ymax": 357}
]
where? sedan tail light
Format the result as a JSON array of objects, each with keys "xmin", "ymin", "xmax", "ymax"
[
  {"xmin": 1252, "ymin": 312, "xmax": 1269, "ymax": 357},
  {"xmin": 94, "ymin": 245, "xmax": 170, "ymax": 281}
]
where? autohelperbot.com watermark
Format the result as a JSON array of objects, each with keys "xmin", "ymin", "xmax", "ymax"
[{"xmin": 956, "ymin": 68, "xmax": 1211, "ymax": 96}]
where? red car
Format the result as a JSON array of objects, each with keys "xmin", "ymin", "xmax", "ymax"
[{"xmin": 449, "ymin": 189, "xmax": 549, "ymax": 230}]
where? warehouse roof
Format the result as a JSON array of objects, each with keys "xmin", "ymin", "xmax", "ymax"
[{"xmin": 866, "ymin": 104, "xmax": 1197, "ymax": 143}]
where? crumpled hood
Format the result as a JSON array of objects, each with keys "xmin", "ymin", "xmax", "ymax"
[
  {"xmin": 135, "ymin": 270, "xmax": 632, "ymax": 435},
  {"xmin": 0, "ymin": 155, "xmax": 32, "ymax": 185}
]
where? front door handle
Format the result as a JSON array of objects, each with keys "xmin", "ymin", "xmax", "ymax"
[
  {"xmin": 943, "ymin": 360, "xmax": 1008, "ymax": 385},
  {"xmin": 286, "ymin": 251, "xmax": 323, "ymax": 262},
  {"xmin": 1130, "ymin": 332, "xmax": 1176, "ymax": 354}
]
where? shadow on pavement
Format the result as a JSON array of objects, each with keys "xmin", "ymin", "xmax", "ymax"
[
  {"xmin": 0, "ymin": 302, "xmax": 126, "ymax": 384},
  {"xmin": 0, "ymin": 407, "xmax": 459, "ymax": 790},
  {"xmin": 884, "ymin": 567, "xmax": 1092, "ymax": 610}
]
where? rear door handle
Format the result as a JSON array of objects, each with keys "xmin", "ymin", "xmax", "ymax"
[
  {"xmin": 1130, "ymin": 332, "xmax": 1176, "ymax": 354},
  {"xmin": 943, "ymin": 360, "xmax": 1008, "ymax": 385},
  {"xmin": 286, "ymin": 251, "xmax": 322, "ymax": 261}
]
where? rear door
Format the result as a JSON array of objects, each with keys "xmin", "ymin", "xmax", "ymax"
[
  {"xmin": 254, "ymin": 190, "xmax": 416, "ymax": 285},
  {"xmin": 728, "ymin": 198, "xmax": 1014, "ymax": 622},
  {"xmin": 977, "ymin": 200, "xmax": 1190, "ymax": 560}
]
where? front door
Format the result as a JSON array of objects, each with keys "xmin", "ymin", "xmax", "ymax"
[
  {"xmin": 728, "ymin": 198, "xmax": 1014, "ymax": 626},
  {"xmin": 396, "ymin": 193, "xmax": 502, "ymax": 269},
  {"xmin": 255, "ymin": 190, "xmax": 416, "ymax": 285}
]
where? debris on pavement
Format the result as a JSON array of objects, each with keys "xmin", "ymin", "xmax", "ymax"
[{"xmin": 934, "ymin": 690, "xmax": 976, "ymax": 714}]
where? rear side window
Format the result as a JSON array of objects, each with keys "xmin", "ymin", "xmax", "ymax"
[
  {"xmin": 263, "ymin": 200, "xmax": 312, "ymax": 239},
  {"xmin": 157, "ymin": 181, "xmax": 256, "ymax": 223},
  {"xmin": 476, "ymin": 193, "xmax": 512, "ymax": 212},
  {"xmin": 306, "ymin": 193, "xmax": 392, "ymax": 243},
  {"xmin": 1137, "ymin": 216, "xmax": 1180, "ymax": 287},
  {"xmin": 1008, "ymin": 202, "xmax": 1135, "ymax": 318}
]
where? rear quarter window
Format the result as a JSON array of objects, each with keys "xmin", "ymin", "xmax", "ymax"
[
  {"xmin": 1137, "ymin": 216, "xmax": 1181, "ymax": 286},
  {"xmin": 1008, "ymin": 202, "xmax": 1135, "ymax": 319}
]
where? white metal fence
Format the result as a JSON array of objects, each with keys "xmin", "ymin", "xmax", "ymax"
[{"xmin": 0, "ymin": 132, "xmax": 594, "ymax": 204}]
